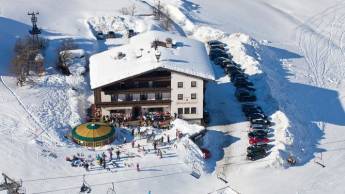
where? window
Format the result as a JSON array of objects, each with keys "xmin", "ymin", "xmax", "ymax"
[
  {"xmin": 111, "ymin": 94, "xmax": 118, "ymax": 102},
  {"xmin": 178, "ymin": 82, "xmax": 183, "ymax": 88},
  {"xmin": 155, "ymin": 93, "xmax": 162, "ymax": 100},
  {"xmin": 140, "ymin": 93, "xmax": 147, "ymax": 100},
  {"xmin": 191, "ymin": 93, "xmax": 197, "ymax": 99},
  {"xmin": 191, "ymin": 81, "xmax": 197, "ymax": 87},
  {"xmin": 191, "ymin": 107, "xmax": 197, "ymax": 114},
  {"xmin": 125, "ymin": 94, "xmax": 133, "ymax": 101},
  {"xmin": 178, "ymin": 108, "xmax": 183, "ymax": 115},
  {"xmin": 184, "ymin": 107, "xmax": 190, "ymax": 114},
  {"xmin": 178, "ymin": 94, "xmax": 183, "ymax": 100}
]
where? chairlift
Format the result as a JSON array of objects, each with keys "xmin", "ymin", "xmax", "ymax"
[
  {"xmin": 190, "ymin": 162, "xmax": 201, "ymax": 179},
  {"xmin": 79, "ymin": 175, "xmax": 92, "ymax": 194}
]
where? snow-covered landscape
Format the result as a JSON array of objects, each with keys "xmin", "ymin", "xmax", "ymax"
[{"xmin": 1, "ymin": 0, "xmax": 345, "ymax": 193}]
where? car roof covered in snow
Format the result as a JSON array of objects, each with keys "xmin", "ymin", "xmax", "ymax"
[{"xmin": 89, "ymin": 30, "xmax": 215, "ymax": 89}]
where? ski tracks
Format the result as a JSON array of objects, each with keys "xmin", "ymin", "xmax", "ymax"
[
  {"xmin": 296, "ymin": 2, "xmax": 345, "ymax": 88},
  {"xmin": 0, "ymin": 76, "xmax": 56, "ymax": 144}
]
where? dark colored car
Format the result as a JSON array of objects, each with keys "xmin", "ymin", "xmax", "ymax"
[
  {"xmin": 207, "ymin": 40, "xmax": 226, "ymax": 47},
  {"xmin": 209, "ymin": 52, "xmax": 230, "ymax": 61},
  {"xmin": 235, "ymin": 89, "xmax": 256, "ymax": 102},
  {"xmin": 247, "ymin": 145, "xmax": 266, "ymax": 154},
  {"xmin": 250, "ymin": 124, "xmax": 269, "ymax": 133},
  {"xmin": 96, "ymin": 31, "xmax": 105, "ymax": 40},
  {"xmin": 250, "ymin": 118, "xmax": 271, "ymax": 126},
  {"xmin": 214, "ymin": 57, "xmax": 231, "ymax": 66},
  {"xmin": 246, "ymin": 112, "xmax": 267, "ymax": 120},
  {"xmin": 246, "ymin": 149, "xmax": 266, "ymax": 161},
  {"xmin": 248, "ymin": 130, "xmax": 268, "ymax": 138},
  {"xmin": 242, "ymin": 104, "xmax": 262, "ymax": 113},
  {"xmin": 237, "ymin": 85, "xmax": 256, "ymax": 92},
  {"xmin": 247, "ymin": 144, "xmax": 268, "ymax": 153},
  {"xmin": 210, "ymin": 44, "xmax": 226, "ymax": 50},
  {"xmin": 234, "ymin": 79, "xmax": 254, "ymax": 88}
]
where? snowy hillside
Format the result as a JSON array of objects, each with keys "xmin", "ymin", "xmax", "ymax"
[{"xmin": 1, "ymin": 0, "xmax": 345, "ymax": 194}]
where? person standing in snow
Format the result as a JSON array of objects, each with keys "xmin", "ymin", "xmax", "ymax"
[
  {"xmin": 116, "ymin": 150, "xmax": 120, "ymax": 160},
  {"xmin": 108, "ymin": 149, "xmax": 113, "ymax": 161},
  {"xmin": 167, "ymin": 135, "xmax": 170, "ymax": 144},
  {"xmin": 153, "ymin": 141, "xmax": 157, "ymax": 151},
  {"xmin": 131, "ymin": 140, "xmax": 135, "ymax": 148},
  {"xmin": 136, "ymin": 163, "xmax": 140, "ymax": 171}
]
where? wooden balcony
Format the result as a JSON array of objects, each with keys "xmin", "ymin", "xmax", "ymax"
[
  {"xmin": 96, "ymin": 99, "xmax": 171, "ymax": 107},
  {"xmin": 104, "ymin": 87, "xmax": 171, "ymax": 95}
]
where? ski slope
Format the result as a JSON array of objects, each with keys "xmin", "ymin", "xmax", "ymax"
[{"xmin": 1, "ymin": 0, "xmax": 345, "ymax": 193}]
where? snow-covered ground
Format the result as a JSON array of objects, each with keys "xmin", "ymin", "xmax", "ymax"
[{"xmin": 1, "ymin": 0, "xmax": 345, "ymax": 193}]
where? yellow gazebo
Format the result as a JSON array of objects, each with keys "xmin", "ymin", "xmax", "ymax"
[{"xmin": 71, "ymin": 122, "xmax": 115, "ymax": 147}]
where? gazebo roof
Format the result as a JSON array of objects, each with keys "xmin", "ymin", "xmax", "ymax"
[{"xmin": 72, "ymin": 122, "xmax": 115, "ymax": 142}]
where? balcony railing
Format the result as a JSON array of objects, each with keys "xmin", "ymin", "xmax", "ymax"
[{"xmin": 97, "ymin": 99, "xmax": 171, "ymax": 107}]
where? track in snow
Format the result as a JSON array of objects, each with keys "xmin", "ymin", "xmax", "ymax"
[
  {"xmin": 296, "ymin": 2, "xmax": 345, "ymax": 88},
  {"xmin": 0, "ymin": 76, "xmax": 56, "ymax": 143}
]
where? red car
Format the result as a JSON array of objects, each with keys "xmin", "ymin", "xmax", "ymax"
[{"xmin": 249, "ymin": 137, "xmax": 270, "ymax": 145}]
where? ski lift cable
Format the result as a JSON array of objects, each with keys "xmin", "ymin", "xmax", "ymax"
[
  {"xmin": 23, "ymin": 161, "xmax": 187, "ymax": 182},
  {"xmin": 31, "ymin": 171, "xmax": 190, "ymax": 194}
]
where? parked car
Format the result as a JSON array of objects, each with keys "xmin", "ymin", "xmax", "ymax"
[
  {"xmin": 242, "ymin": 104, "xmax": 262, "ymax": 113},
  {"xmin": 96, "ymin": 31, "xmax": 105, "ymax": 40},
  {"xmin": 247, "ymin": 144, "xmax": 269, "ymax": 153},
  {"xmin": 247, "ymin": 143, "xmax": 270, "ymax": 153},
  {"xmin": 250, "ymin": 124, "xmax": 269, "ymax": 133},
  {"xmin": 246, "ymin": 149, "xmax": 267, "ymax": 160},
  {"xmin": 250, "ymin": 118, "xmax": 272, "ymax": 126},
  {"xmin": 248, "ymin": 130, "xmax": 268, "ymax": 138},
  {"xmin": 235, "ymin": 89, "xmax": 256, "ymax": 102},
  {"xmin": 246, "ymin": 112, "xmax": 267, "ymax": 120},
  {"xmin": 237, "ymin": 85, "xmax": 256, "ymax": 92},
  {"xmin": 234, "ymin": 79, "xmax": 254, "ymax": 88},
  {"xmin": 207, "ymin": 40, "xmax": 226, "ymax": 47},
  {"xmin": 249, "ymin": 136, "xmax": 270, "ymax": 145},
  {"xmin": 209, "ymin": 52, "xmax": 230, "ymax": 61},
  {"xmin": 214, "ymin": 57, "xmax": 231, "ymax": 66},
  {"xmin": 209, "ymin": 44, "xmax": 226, "ymax": 50},
  {"xmin": 107, "ymin": 31, "xmax": 116, "ymax": 38}
]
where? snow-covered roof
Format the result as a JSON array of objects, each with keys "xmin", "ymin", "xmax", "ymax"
[{"xmin": 89, "ymin": 30, "xmax": 215, "ymax": 89}]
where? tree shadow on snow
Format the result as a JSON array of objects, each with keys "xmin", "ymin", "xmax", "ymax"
[{"xmin": 0, "ymin": 17, "xmax": 59, "ymax": 75}]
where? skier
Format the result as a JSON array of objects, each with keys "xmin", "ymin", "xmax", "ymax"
[
  {"xmin": 131, "ymin": 140, "xmax": 135, "ymax": 148},
  {"xmin": 167, "ymin": 135, "xmax": 170, "ymax": 144}
]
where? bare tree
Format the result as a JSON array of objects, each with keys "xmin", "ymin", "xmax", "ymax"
[
  {"xmin": 56, "ymin": 39, "xmax": 77, "ymax": 75},
  {"xmin": 11, "ymin": 36, "xmax": 41, "ymax": 86},
  {"xmin": 119, "ymin": 7, "xmax": 130, "ymax": 15},
  {"xmin": 119, "ymin": 4, "xmax": 137, "ymax": 16},
  {"xmin": 129, "ymin": 4, "xmax": 137, "ymax": 16}
]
